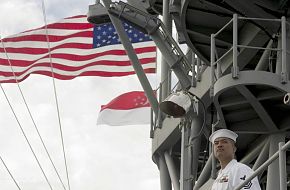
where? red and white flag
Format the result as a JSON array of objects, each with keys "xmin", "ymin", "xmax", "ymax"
[
  {"xmin": 0, "ymin": 15, "xmax": 156, "ymax": 83},
  {"xmin": 97, "ymin": 91, "xmax": 151, "ymax": 126}
]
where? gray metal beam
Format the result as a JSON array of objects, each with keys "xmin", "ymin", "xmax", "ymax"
[
  {"xmin": 186, "ymin": 29, "xmax": 232, "ymax": 48},
  {"xmin": 159, "ymin": 153, "xmax": 173, "ymax": 190},
  {"xmin": 161, "ymin": 0, "xmax": 172, "ymax": 100},
  {"xmin": 152, "ymin": 117, "xmax": 181, "ymax": 154},
  {"xmin": 266, "ymin": 134, "xmax": 285, "ymax": 190},
  {"xmin": 256, "ymin": 89, "xmax": 283, "ymax": 101},
  {"xmin": 180, "ymin": 122, "xmax": 192, "ymax": 190},
  {"xmin": 279, "ymin": 142, "xmax": 287, "ymax": 190},
  {"xmin": 281, "ymin": 16, "xmax": 288, "ymax": 83},
  {"xmin": 219, "ymin": 96, "xmax": 248, "ymax": 108},
  {"xmin": 230, "ymin": 119, "xmax": 267, "ymax": 134},
  {"xmin": 189, "ymin": 113, "xmax": 202, "ymax": 185},
  {"xmin": 275, "ymin": 37, "xmax": 282, "ymax": 75},
  {"xmin": 240, "ymin": 137, "xmax": 268, "ymax": 165},
  {"xmin": 236, "ymin": 85, "xmax": 278, "ymax": 131},
  {"xmin": 252, "ymin": 139, "xmax": 270, "ymax": 171},
  {"xmin": 164, "ymin": 151, "xmax": 180, "ymax": 190}
]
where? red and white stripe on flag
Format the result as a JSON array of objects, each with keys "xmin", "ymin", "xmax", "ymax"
[
  {"xmin": 0, "ymin": 15, "xmax": 156, "ymax": 83},
  {"xmin": 97, "ymin": 91, "xmax": 151, "ymax": 126}
]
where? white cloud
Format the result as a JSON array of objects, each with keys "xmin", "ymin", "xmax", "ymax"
[{"xmin": 0, "ymin": 0, "xmax": 43, "ymax": 37}]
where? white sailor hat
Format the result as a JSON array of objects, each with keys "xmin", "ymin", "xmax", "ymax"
[{"xmin": 209, "ymin": 129, "xmax": 238, "ymax": 143}]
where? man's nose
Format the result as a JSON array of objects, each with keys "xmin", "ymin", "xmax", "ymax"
[{"xmin": 217, "ymin": 142, "xmax": 223, "ymax": 147}]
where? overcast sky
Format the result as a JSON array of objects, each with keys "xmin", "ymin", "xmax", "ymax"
[{"xmin": 0, "ymin": 0, "xmax": 161, "ymax": 190}]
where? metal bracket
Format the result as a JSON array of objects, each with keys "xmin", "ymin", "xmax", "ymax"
[{"xmin": 281, "ymin": 72, "xmax": 288, "ymax": 84}]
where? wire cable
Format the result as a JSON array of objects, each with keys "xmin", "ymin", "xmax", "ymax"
[
  {"xmin": 0, "ymin": 84, "xmax": 54, "ymax": 190},
  {"xmin": 0, "ymin": 36, "xmax": 67, "ymax": 190},
  {"xmin": 0, "ymin": 155, "xmax": 22, "ymax": 190},
  {"xmin": 41, "ymin": 1, "xmax": 71, "ymax": 190}
]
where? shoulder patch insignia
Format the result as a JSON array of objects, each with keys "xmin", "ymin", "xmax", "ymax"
[{"xmin": 243, "ymin": 181, "xmax": 252, "ymax": 189}]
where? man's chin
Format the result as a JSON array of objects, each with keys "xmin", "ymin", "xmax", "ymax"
[{"xmin": 215, "ymin": 153, "xmax": 225, "ymax": 160}]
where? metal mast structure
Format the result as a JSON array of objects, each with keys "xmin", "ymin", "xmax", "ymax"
[{"xmin": 88, "ymin": 0, "xmax": 290, "ymax": 189}]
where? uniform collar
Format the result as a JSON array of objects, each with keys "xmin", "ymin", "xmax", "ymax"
[{"xmin": 220, "ymin": 159, "xmax": 237, "ymax": 173}]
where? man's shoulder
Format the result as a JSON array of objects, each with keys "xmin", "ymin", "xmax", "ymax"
[{"xmin": 233, "ymin": 161, "xmax": 253, "ymax": 173}]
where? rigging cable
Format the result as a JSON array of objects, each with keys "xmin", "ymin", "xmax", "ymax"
[
  {"xmin": 0, "ymin": 36, "xmax": 67, "ymax": 190},
  {"xmin": 0, "ymin": 155, "xmax": 22, "ymax": 190},
  {"xmin": 0, "ymin": 84, "xmax": 54, "ymax": 190},
  {"xmin": 41, "ymin": 1, "xmax": 71, "ymax": 190}
]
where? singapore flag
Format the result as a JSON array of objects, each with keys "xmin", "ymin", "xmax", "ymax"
[{"xmin": 97, "ymin": 91, "xmax": 152, "ymax": 126}]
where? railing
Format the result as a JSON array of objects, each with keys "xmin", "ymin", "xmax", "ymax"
[
  {"xmin": 210, "ymin": 14, "xmax": 290, "ymax": 98},
  {"xmin": 234, "ymin": 140, "xmax": 289, "ymax": 190},
  {"xmin": 210, "ymin": 14, "xmax": 290, "ymax": 189}
]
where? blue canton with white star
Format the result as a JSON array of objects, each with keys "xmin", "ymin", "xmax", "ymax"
[{"xmin": 93, "ymin": 22, "xmax": 152, "ymax": 48}]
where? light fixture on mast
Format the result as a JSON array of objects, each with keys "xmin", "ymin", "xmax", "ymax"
[
  {"xmin": 87, "ymin": 0, "xmax": 111, "ymax": 25},
  {"xmin": 159, "ymin": 91, "xmax": 193, "ymax": 118}
]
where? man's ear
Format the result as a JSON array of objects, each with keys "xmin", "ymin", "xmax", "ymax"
[{"xmin": 233, "ymin": 145, "xmax": 237, "ymax": 153}]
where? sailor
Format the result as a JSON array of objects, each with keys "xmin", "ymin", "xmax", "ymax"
[{"xmin": 210, "ymin": 129, "xmax": 261, "ymax": 190}]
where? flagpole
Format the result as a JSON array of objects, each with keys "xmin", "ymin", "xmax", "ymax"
[{"xmin": 101, "ymin": 0, "xmax": 159, "ymax": 115}]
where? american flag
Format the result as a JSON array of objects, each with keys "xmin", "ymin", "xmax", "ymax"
[{"xmin": 0, "ymin": 15, "xmax": 157, "ymax": 83}]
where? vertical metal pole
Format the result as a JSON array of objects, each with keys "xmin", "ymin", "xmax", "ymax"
[
  {"xmin": 281, "ymin": 16, "xmax": 287, "ymax": 83},
  {"xmin": 164, "ymin": 152, "xmax": 180, "ymax": 190},
  {"xmin": 266, "ymin": 134, "xmax": 285, "ymax": 190},
  {"xmin": 168, "ymin": 70, "xmax": 172, "ymax": 93},
  {"xmin": 157, "ymin": 83, "xmax": 163, "ymax": 128},
  {"xmin": 180, "ymin": 122, "xmax": 191, "ymax": 190},
  {"xmin": 161, "ymin": 0, "xmax": 172, "ymax": 100},
  {"xmin": 196, "ymin": 57, "xmax": 201, "ymax": 82},
  {"xmin": 211, "ymin": 126, "xmax": 217, "ymax": 179},
  {"xmin": 279, "ymin": 142, "xmax": 286, "ymax": 190},
  {"xmin": 189, "ymin": 113, "xmax": 202, "ymax": 185},
  {"xmin": 232, "ymin": 14, "xmax": 239, "ymax": 79},
  {"xmin": 210, "ymin": 33, "xmax": 217, "ymax": 179},
  {"xmin": 210, "ymin": 34, "xmax": 215, "ymax": 98},
  {"xmin": 276, "ymin": 37, "xmax": 282, "ymax": 75},
  {"xmin": 159, "ymin": 153, "xmax": 173, "ymax": 190}
]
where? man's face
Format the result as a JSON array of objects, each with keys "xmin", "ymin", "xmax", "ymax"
[{"xmin": 213, "ymin": 137, "xmax": 236, "ymax": 161}]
